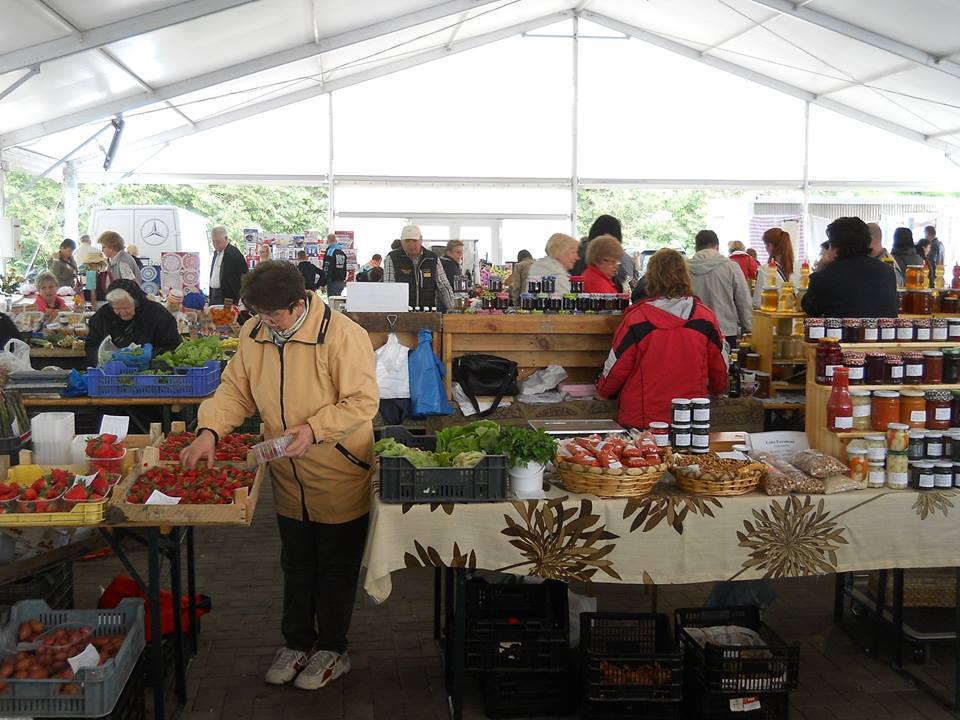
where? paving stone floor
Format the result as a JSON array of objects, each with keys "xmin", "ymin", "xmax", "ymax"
[{"xmin": 73, "ymin": 482, "xmax": 960, "ymax": 720}]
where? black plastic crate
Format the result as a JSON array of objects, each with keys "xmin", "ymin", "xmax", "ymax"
[
  {"xmin": 581, "ymin": 697, "xmax": 680, "ymax": 720},
  {"xmin": 581, "ymin": 613, "xmax": 682, "ymax": 702},
  {"xmin": 0, "ymin": 561, "xmax": 73, "ymax": 611},
  {"xmin": 376, "ymin": 426, "xmax": 508, "ymax": 503},
  {"xmin": 465, "ymin": 578, "xmax": 568, "ymax": 671},
  {"xmin": 675, "ymin": 607, "xmax": 799, "ymax": 695},
  {"xmin": 483, "ymin": 669, "xmax": 577, "ymax": 718},
  {"xmin": 684, "ymin": 685, "xmax": 788, "ymax": 720}
]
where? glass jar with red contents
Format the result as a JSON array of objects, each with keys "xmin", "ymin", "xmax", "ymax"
[
  {"xmin": 842, "ymin": 318, "xmax": 863, "ymax": 343},
  {"xmin": 926, "ymin": 390, "xmax": 953, "ymax": 430},
  {"xmin": 900, "ymin": 389, "xmax": 926, "ymax": 429},
  {"xmin": 898, "ymin": 290, "xmax": 908, "ymax": 314},
  {"xmin": 815, "ymin": 338, "xmax": 842, "ymax": 385},
  {"xmin": 879, "ymin": 318, "xmax": 897, "ymax": 342},
  {"xmin": 896, "ymin": 318, "xmax": 915, "ymax": 342},
  {"xmin": 884, "ymin": 354, "xmax": 904, "ymax": 384},
  {"xmin": 903, "ymin": 352, "xmax": 924, "ymax": 384},
  {"xmin": 942, "ymin": 290, "xmax": 960, "ymax": 314},
  {"xmin": 872, "ymin": 391, "xmax": 901, "ymax": 432},
  {"xmin": 865, "ymin": 352, "xmax": 887, "ymax": 384},
  {"xmin": 953, "ymin": 264, "xmax": 960, "ymax": 289},
  {"xmin": 914, "ymin": 318, "xmax": 932, "ymax": 342},
  {"xmin": 804, "ymin": 318, "xmax": 826, "ymax": 343},
  {"xmin": 827, "ymin": 368, "xmax": 854, "ymax": 432},
  {"xmin": 922, "ymin": 350, "xmax": 944, "ymax": 384},
  {"xmin": 843, "ymin": 351, "xmax": 865, "ymax": 385},
  {"xmin": 917, "ymin": 290, "xmax": 934, "ymax": 315},
  {"xmin": 860, "ymin": 318, "xmax": 879, "ymax": 343}
]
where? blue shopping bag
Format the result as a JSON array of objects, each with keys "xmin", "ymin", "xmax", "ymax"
[{"xmin": 408, "ymin": 329, "xmax": 452, "ymax": 417}]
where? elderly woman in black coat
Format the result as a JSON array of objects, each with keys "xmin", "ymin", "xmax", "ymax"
[{"xmin": 85, "ymin": 280, "xmax": 181, "ymax": 366}]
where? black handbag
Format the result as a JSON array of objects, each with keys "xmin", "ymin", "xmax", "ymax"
[{"xmin": 452, "ymin": 354, "xmax": 519, "ymax": 417}]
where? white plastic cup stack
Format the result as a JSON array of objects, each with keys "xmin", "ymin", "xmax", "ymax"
[{"xmin": 32, "ymin": 412, "xmax": 75, "ymax": 465}]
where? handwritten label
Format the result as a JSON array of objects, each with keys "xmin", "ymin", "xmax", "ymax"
[
  {"xmin": 145, "ymin": 490, "xmax": 181, "ymax": 505},
  {"xmin": 98, "ymin": 415, "xmax": 129, "ymax": 441},
  {"xmin": 68, "ymin": 643, "xmax": 101, "ymax": 673}
]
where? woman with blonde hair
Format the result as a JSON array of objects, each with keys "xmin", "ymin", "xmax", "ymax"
[
  {"xmin": 597, "ymin": 249, "xmax": 727, "ymax": 429},
  {"xmin": 752, "ymin": 227, "xmax": 798, "ymax": 307},
  {"xmin": 582, "ymin": 235, "xmax": 622, "ymax": 293},
  {"xmin": 526, "ymin": 233, "xmax": 579, "ymax": 294},
  {"xmin": 727, "ymin": 239, "xmax": 759, "ymax": 284}
]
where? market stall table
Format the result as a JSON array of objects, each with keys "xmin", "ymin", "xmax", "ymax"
[
  {"xmin": 22, "ymin": 395, "xmax": 207, "ymax": 432},
  {"xmin": 28, "ymin": 346, "xmax": 87, "ymax": 370}
]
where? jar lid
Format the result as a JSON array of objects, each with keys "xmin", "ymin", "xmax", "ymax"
[
  {"xmin": 922, "ymin": 350, "xmax": 943, "ymax": 357},
  {"xmin": 925, "ymin": 390, "xmax": 953, "ymax": 402},
  {"xmin": 924, "ymin": 430, "xmax": 944, "ymax": 438},
  {"xmin": 649, "ymin": 422, "xmax": 669, "ymax": 429},
  {"xmin": 874, "ymin": 390, "xmax": 901, "ymax": 398},
  {"xmin": 935, "ymin": 461, "xmax": 953, "ymax": 469},
  {"xmin": 671, "ymin": 423, "xmax": 691, "ymax": 430},
  {"xmin": 896, "ymin": 318, "xmax": 914, "ymax": 328},
  {"xmin": 862, "ymin": 318, "xmax": 878, "ymax": 326},
  {"xmin": 847, "ymin": 447, "xmax": 868, "ymax": 456},
  {"xmin": 842, "ymin": 352, "xmax": 865, "ymax": 363},
  {"xmin": 900, "ymin": 389, "xmax": 925, "ymax": 397},
  {"xmin": 909, "ymin": 430, "xmax": 926, "ymax": 438},
  {"xmin": 692, "ymin": 424, "xmax": 710, "ymax": 430},
  {"xmin": 887, "ymin": 422, "xmax": 910, "ymax": 430},
  {"xmin": 691, "ymin": 397, "xmax": 710, "ymax": 405},
  {"xmin": 915, "ymin": 461, "xmax": 935, "ymax": 469},
  {"xmin": 805, "ymin": 318, "xmax": 825, "ymax": 326},
  {"xmin": 843, "ymin": 318, "xmax": 863, "ymax": 327},
  {"xmin": 868, "ymin": 460, "xmax": 885, "ymax": 466},
  {"xmin": 825, "ymin": 317, "xmax": 842, "ymax": 327},
  {"xmin": 850, "ymin": 389, "xmax": 872, "ymax": 397},
  {"xmin": 884, "ymin": 355, "xmax": 904, "ymax": 364},
  {"xmin": 865, "ymin": 434, "xmax": 886, "ymax": 443},
  {"xmin": 671, "ymin": 398, "xmax": 692, "ymax": 406},
  {"xmin": 819, "ymin": 337, "xmax": 841, "ymax": 345},
  {"xmin": 865, "ymin": 352, "xmax": 887, "ymax": 358},
  {"xmin": 903, "ymin": 351, "xmax": 924, "ymax": 360},
  {"xmin": 933, "ymin": 318, "xmax": 948, "ymax": 326}
]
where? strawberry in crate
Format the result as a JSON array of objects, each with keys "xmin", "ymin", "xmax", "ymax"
[
  {"xmin": 85, "ymin": 434, "xmax": 126, "ymax": 474},
  {"xmin": 16, "ymin": 477, "xmax": 63, "ymax": 513}
]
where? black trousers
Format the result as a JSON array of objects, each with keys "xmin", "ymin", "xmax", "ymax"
[
  {"xmin": 276, "ymin": 513, "xmax": 369, "ymax": 654},
  {"xmin": 209, "ymin": 288, "xmax": 223, "ymax": 305}
]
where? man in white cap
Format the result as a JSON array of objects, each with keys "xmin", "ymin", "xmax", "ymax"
[{"xmin": 382, "ymin": 225, "xmax": 455, "ymax": 311}]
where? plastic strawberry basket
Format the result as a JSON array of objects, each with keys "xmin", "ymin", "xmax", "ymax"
[
  {"xmin": 86, "ymin": 360, "xmax": 221, "ymax": 398},
  {"xmin": 0, "ymin": 598, "xmax": 145, "ymax": 717},
  {"xmin": 375, "ymin": 426, "xmax": 508, "ymax": 503}
]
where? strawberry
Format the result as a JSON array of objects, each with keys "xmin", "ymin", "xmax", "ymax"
[
  {"xmin": 90, "ymin": 473, "xmax": 110, "ymax": 497},
  {"xmin": 21, "ymin": 488, "xmax": 37, "ymax": 501}
]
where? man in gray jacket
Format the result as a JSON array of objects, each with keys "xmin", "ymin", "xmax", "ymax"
[{"xmin": 687, "ymin": 230, "xmax": 752, "ymax": 347}]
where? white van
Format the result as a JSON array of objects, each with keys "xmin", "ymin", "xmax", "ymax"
[{"xmin": 88, "ymin": 205, "xmax": 211, "ymax": 290}]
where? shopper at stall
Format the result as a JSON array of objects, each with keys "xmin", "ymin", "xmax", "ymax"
[
  {"xmin": 49, "ymin": 239, "xmax": 78, "ymax": 288},
  {"xmin": 74, "ymin": 234, "xmax": 95, "ymax": 268},
  {"xmin": 867, "ymin": 222, "xmax": 903, "ymax": 286},
  {"xmin": 582, "ymin": 235, "xmax": 622, "ymax": 294},
  {"xmin": 34, "ymin": 271, "xmax": 68, "ymax": 317},
  {"xmin": 727, "ymin": 240, "xmax": 759, "ymax": 284},
  {"xmin": 297, "ymin": 251, "xmax": 323, "ymax": 291},
  {"xmin": 801, "ymin": 216, "xmax": 898, "ymax": 319},
  {"xmin": 924, "ymin": 225, "xmax": 944, "ymax": 274},
  {"xmin": 321, "ymin": 234, "xmax": 348, "ymax": 297},
  {"xmin": 891, "ymin": 227, "xmax": 925, "ymax": 278},
  {"xmin": 258, "ymin": 244, "xmax": 272, "ymax": 263},
  {"xmin": 356, "ymin": 255, "xmax": 383, "ymax": 282},
  {"xmin": 688, "ymin": 230, "xmax": 752, "ymax": 346},
  {"xmin": 508, "ymin": 250, "xmax": 534, "ymax": 305},
  {"xmin": 382, "ymin": 225, "xmax": 455, "ymax": 311},
  {"xmin": 84, "ymin": 279, "xmax": 181, "ymax": 366},
  {"xmin": 813, "ymin": 241, "xmax": 835, "ymax": 271},
  {"xmin": 597, "ymin": 248, "xmax": 727, "ymax": 429},
  {"xmin": 0, "ymin": 312, "xmax": 18, "ymax": 350},
  {"xmin": 127, "ymin": 245, "xmax": 145, "ymax": 271},
  {"xmin": 98, "ymin": 231, "xmax": 141, "ymax": 285},
  {"xmin": 527, "ymin": 233, "xmax": 578, "ymax": 295},
  {"xmin": 180, "ymin": 260, "xmax": 378, "ymax": 691},
  {"xmin": 439, "ymin": 240, "xmax": 464, "ymax": 286},
  {"xmin": 209, "ymin": 225, "xmax": 248, "ymax": 304},
  {"xmin": 575, "ymin": 215, "xmax": 635, "ymax": 291},
  {"xmin": 752, "ymin": 227, "xmax": 797, "ymax": 307}
]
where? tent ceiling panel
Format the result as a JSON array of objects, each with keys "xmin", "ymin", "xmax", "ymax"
[
  {"xmin": 824, "ymin": 85, "xmax": 956, "ymax": 139},
  {"xmin": 862, "ymin": 66, "xmax": 960, "ymax": 129},
  {"xmin": 45, "ymin": 0, "xmax": 211, "ymax": 34},
  {"xmin": 0, "ymin": 0, "xmax": 71, "ymax": 53}
]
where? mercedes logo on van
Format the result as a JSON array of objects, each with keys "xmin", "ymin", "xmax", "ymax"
[{"xmin": 140, "ymin": 219, "xmax": 169, "ymax": 246}]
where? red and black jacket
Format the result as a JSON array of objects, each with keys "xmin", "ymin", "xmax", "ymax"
[{"xmin": 596, "ymin": 297, "xmax": 728, "ymax": 429}]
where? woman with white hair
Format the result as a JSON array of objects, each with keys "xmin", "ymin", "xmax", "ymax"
[
  {"xmin": 526, "ymin": 233, "xmax": 579, "ymax": 295},
  {"xmin": 84, "ymin": 280, "xmax": 181, "ymax": 366},
  {"xmin": 98, "ymin": 231, "xmax": 141, "ymax": 285}
]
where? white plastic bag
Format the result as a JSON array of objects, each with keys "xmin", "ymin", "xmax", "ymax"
[
  {"xmin": 0, "ymin": 338, "xmax": 33, "ymax": 372},
  {"xmin": 97, "ymin": 336, "xmax": 121, "ymax": 367},
  {"xmin": 375, "ymin": 333, "xmax": 410, "ymax": 399},
  {"xmin": 519, "ymin": 364, "xmax": 567, "ymax": 395}
]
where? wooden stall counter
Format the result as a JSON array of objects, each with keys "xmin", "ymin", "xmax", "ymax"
[{"xmin": 343, "ymin": 311, "xmax": 442, "ymax": 354}]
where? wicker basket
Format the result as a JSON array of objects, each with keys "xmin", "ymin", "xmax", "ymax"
[
  {"xmin": 671, "ymin": 454, "xmax": 765, "ymax": 496},
  {"xmin": 554, "ymin": 458, "xmax": 666, "ymax": 497}
]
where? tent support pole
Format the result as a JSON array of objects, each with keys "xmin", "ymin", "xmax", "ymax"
[
  {"xmin": 328, "ymin": 92, "xmax": 335, "ymax": 233},
  {"xmin": 570, "ymin": 15, "xmax": 580, "ymax": 238}
]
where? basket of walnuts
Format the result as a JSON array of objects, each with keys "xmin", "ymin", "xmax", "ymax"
[
  {"xmin": 554, "ymin": 433, "xmax": 670, "ymax": 498},
  {"xmin": 670, "ymin": 452, "xmax": 766, "ymax": 496}
]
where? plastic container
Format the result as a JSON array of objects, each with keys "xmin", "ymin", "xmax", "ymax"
[
  {"xmin": 86, "ymin": 360, "xmax": 221, "ymax": 398},
  {"xmin": 0, "ymin": 599, "xmax": 145, "ymax": 718},
  {"xmin": 483, "ymin": 669, "xmax": 577, "ymax": 719},
  {"xmin": 375, "ymin": 426, "xmax": 508, "ymax": 503},
  {"xmin": 250, "ymin": 435, "xmax": 293, "ymax": 465},
  {"xmin": 0, "ymin": 561, "xmax": 73, "ymax": 610},
  {"xmin": 464, "ymin": 578, "xmax": 568, "ymax": 671},
  {"xmin": 87, "ymin": 448, "xmax": 126, "ymax": 476},
  {"xmin": 508, "ymin": 461, "xmax": 545, "ymax": 498},
  {"xmin": 31, "ymin": 413, "xmax": 75, "ymax": 465}
]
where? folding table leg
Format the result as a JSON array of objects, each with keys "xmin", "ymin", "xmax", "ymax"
[
  {"xmin": 433, "ymin": 567, "xmax": 441, "ymax": 642},
  {"xmin": 168, "ymin": 528, "xmax": 187, "ymax": 706},
  {"xmin": 147, "ymin": 529, "xmax": 165, "ymax": 720},
  {"xmin": 833, "ymin": 572, "xmax": 845, "ymax": 623},
  {"xmin": 892, "ymin": 569, "xmax": 904, "ymax": 669},
  {"xmin": 186, "ymin": 527, "xmax": 198, "ymax": 655},
  {"xmin": 448, "ymin": 568, "xmax": 465, "ymax": 720}
]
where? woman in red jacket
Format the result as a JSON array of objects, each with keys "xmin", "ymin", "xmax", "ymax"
[
  {"xmin": 597, "ymin": 249, "xmax": 728, "ymax": 429},
  {"xmin": 581, "ymin": 235, "xmax": 622, "ymax": 293}
]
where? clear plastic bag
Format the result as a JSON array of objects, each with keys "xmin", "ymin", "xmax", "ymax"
[
  {"xmin": 750, "ymin": 451, "xmax": 824, "ymax": 495},
  {"xmin": 791, "ymin": 449, "xmax": 849, "ymax": 479},
  {"xmin": 822, "ymin": 474, "xmax": 865, "ymax": 494}
]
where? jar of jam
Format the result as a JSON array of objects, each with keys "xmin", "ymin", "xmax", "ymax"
[
  {"xmin": 561, "ymin": 293, "xmax": 576, "ymax": 312},
  {"xmin": 932, "ymin": 318, "xmax": 949, "ymax": 341},
  {"xmin": 649, "ymin": 421, "xmax": 670, "ymax": 448},
  {"xmin": 942, "ymin": 290, "xmax": 959, "ymax": 313},
  {"xmin": 692, "ymin": 424, "xmax": 710, "ymax": 451},
  {"xmin": 825, "ymin": 317, "xmax": 842, "ymax": 340},
  {"xmin": 886, "ymin": 450, "xmax": 909, "ymax": 488},
  {"xmin": 481, "ymin": 295, "xmax": 493, "ymax": 310},
  {"xmin": 914, "ymin": 318, "xmax": 932, "ymax": 342},
  {"xmin": 896, "ymin": 318, "xmax": 915, "ymax": 342},
  {"xmin": 913, "ymin": 461, "xmax": 935, "ymax": 490},
  {"xmin": 842, "ymin": 318, "xmax": 862, "ymax": 343},
  {"xmin": 528, "ymin": 280, "xmax": 542, "ymax": 294},
  {"xmin": 519, "ymin": 293, "xmax": 534, "ymax": 311},
  {"xmin": 843, "ymin": 352, "xmax": 865, "ymax": 384},
  {"xmin": 900, "ymin": 390, "xmax": 926, "ymax": 429},
  {"xmin": 547, "ymin": 294, "xmax": 562, "ymax": 312},
  {"xmin": 575, "ymin": 294, "xmax": 590, "ymax": 312},
  {"xmin": 851, "ymin": 389, "xmax": 872, "ymax": 431},
  {"xmin": 815, "ymin": 338, "xmax": 842, "ymax": 385},
  {"xmin": 865, "ymin": 434, "xmax": 887, "ymax": 462},
  {"xmin": 953, "ymin": 391, "xmax": 960, "ymax": 426},
  {"xmin": 868, "ymin": 460, "xmax": 886, "ymax": 488},
  {"xmin": 861, "ymin": 318, "xmax": 879, "ymax": 343},
  {"xmin": 755, "ymin": 371, "xmax": 771, "ymax": 399},
  {"xmin": 898, "ymin": 290, "xmax": 908, "ymax": 314},
  {"xmin": 590, "ymin": 294, "xmax": 604, "ymax": 313},
  {"xmin": 944, "ymin": 429, "xmax": 958, "ymax": 460},
  {"xmin": 804, "ymin": 318, "xmax": 826, "ymax": 343},
  {"xmin": 541, "ymin": 276, "xmax": 555, "ymax": 294},
  {"xmin": 495, "ymin": 293, "xmax": 509, "ymax": 311},
  {"xmin": 950, "ymin": 319, "xmax": 960, "ymax": 340},
  {"xmin": 923, "ymin": 350, "xmax": 944, "ymax": 383},
  {"xmin": 879, "ymin": 317, "xmax": 897, "ymax": 342},
  {"xmin": 926, "ymin": 389, "xmax": 953, "ymax": 430},
  {"xmin": 692, "ymin": 398, "xmax": 711, "ymax": 423},
  {"xmin": 884, "ymin": 354, "xmax": 904, "ymax": 384},
  {"xmin": 903, "ymin": 352, "xmax": 924, "ymax": 384},
  {"xmin": 908, "ymin": 430, "xmax": 926, "ymax": 461},
  {"xmin": 917, "ymin": 290, "xmax": 934, "ymax": 315},
  {"xmin": 865, "ymin": 352, "xmax": 886, "ymax": 384},
  {"xmin": 570, "ymin": 279, "xmax": 584, "ymax": 294},
  {"xmin": 944, "ymin": 349, "xmax": 960, "ymax": 384},
  {"xmin": 745, "ymin": 353, "xmax": 760, "ymax": 371},
  {"xmin": 616, "ymin": 294, "xmax": 629, "ymax": 312},
  {"xmin": 847, "ymin": 447, "xmax": 868, "ymax": 484},
  {"xmin": 489, "ymin": 275, "xmax": 503, "ymax": 292},
  {"xmin": 926, "ymin": 431, "xmax": 945, "ymax": 459},
  {"xmin": 672, "ymin": 398, "xmax": 692, "ymax": 424},
  {"xmin": 671, "ymin": 424, "xmax": 692, "ymax": 451},
  {"xmin": 887, "ymin": 422, "xmax": 910, "ymax": 453},
  {"xmin": 872, "ymin": 391, "xmax": 901, "ymax": 432},
  {"xmin": 935, "ymin": 461, "xmax": 954, "ymax": 488}
]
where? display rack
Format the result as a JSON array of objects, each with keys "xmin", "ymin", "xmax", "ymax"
[
  {"xmin": 804, "ymin": 338, "xmax": 960, "ymax": 460},
  {"xmin": 750, "ymin": 310, "xmax": 807, "ymax": 400}
]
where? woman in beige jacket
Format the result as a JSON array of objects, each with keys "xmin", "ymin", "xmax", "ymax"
[{"xmin": 182, "ymin": 261, "xmax": 378, "ymax": 691}]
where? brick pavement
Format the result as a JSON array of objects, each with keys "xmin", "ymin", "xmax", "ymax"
[{"xmin": 72, "ymin": 484, "xmax": 959, "ymax": 720}]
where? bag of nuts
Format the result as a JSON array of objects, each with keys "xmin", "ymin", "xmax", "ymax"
[{"xmin": 750, "ymin": 450, "xmax": 825, "ymax": 495}]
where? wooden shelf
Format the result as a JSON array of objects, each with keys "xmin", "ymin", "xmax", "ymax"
[
  {"xmin": 771, "ymin": 382, "xmax": 805, "ymax": 390},
  {"xmin": 753, "ymin": 310, "xmax": 806, "ymax": 318},
  {"xmin": 807, "ymin": 382, "xmax": 960, "ymax": 392},
  {"xmin": 804, "ymin": 341, "xmax": 960, "ymax": 350},
  {"xmin": 772, "ymin": 359, "xmax": 807, "ymax": 365}
]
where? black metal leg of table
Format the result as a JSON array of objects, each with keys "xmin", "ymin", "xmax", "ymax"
[
  {"xmin": 147, "ymin": 529, "xmax": 166, "ymax": 720},
  {"xmin": 448, "ymin": 567, "xmax": 465, "ymax": 720},
  {"xmin": 872, "ymin": 569, "xmax": 888, "ymax": 657},
  {"xmin": 186, "ymin": 527, "xmax": 198, "ymax": 654},
  {"xmin": 162, "ymin": 405, "xmax": 172, "ymax": 433},
  {"xmin": 955, "ymin": 568, "xmax": 960, "ymax": 713},
  {"xmin": 444, "ymin": 567, "xmax": 453, "ymax": 688},
  {"xmin": 892, "ymin": 568, "xmax": 905, "ymax": 669},
  {"xmin": 833, "ymin": 572, "xmax": 846, "ymax": 623},
  {"xmin": 433, "ymin": 567, "xmax": 441, "ymax": 641},
  {"xmin": 168, "ymin": 528, "xmax": 187, "ymax": 707}
]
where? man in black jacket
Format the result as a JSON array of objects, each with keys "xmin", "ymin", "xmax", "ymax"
[
  {"xmin": 209, "ymin": 226, "xmax": 248, "ymax": 304},
  {"xmin": 320, "ymin": 234, "xmax": 348, "ymax": 297},
  {"xmin": 297, "ymin": 250, "xmax": 323, "ymax": 291},
  {"xmin": 801, "ymin": 216, "xmax": 898, "ymax": 319}
]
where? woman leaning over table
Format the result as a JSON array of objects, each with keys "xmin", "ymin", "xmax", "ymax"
[{"xmin": 180, "ymin": 261, "xmax": 378, "ymax": 692}]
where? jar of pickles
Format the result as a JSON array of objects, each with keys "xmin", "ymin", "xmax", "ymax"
[
  {"xmin": 804, "ymin": 318, "xmax": 826, "ymax": 342},
  {"xmin": 865, "ymin": 352, "xmax": 886, "ymax": 384},
  {"xmin": 872, "ymin": 391, "xmax": 901, "ymax": 431},
  {"xmin": 865, "ymin": 434, "xmax": 887, "ymax": 462},
  {"xmin": 887, "ymin": 422, "xmax": 910, "ymax": 453},
  {"xmin": 926, "ymin": 390, "xmax": 953, "ymax": 430},
  {"xmin": 825, "ymin": 318, "xmax": 842, "ymax": 340},
  {"xmin": 914, "ymin": 318, "xmax": 932, "ymax": 342},
  {"xmin": 868, "ymin": 460, "xmax": 886, "ymax": 488},
  {"xmin": 923, "ymin": 350, "xmax": 943, "ymax": 384},
  {"xmin": 861, "ymin": 318, "xmax": 879, "ymax": 343},
  {"xmin": 932, "ymin": 317, "xmax": 949, "ymax": 341},
  {"xmin": 886, "ymin": 450, "xmax": 909, "ymax": 488},
  {"xmin": 879, "ymin": 317, "xmax": 897, "ymax": 342},
  {"xmin": 851, "ymin": 389, "xmax": 872, "ymax": 431},
  {"xmin": 900, "ymin": 390, "xmax": 926, "ymax": 428},
  {"xmin": 847, "ymin": 447, "xmax": 868, "ymax": 484},
  {"xmin": 842, "ymin": 318, "xmax": 862, "ymax": 343},
  {"xmin": 815, "ymin": 338, "xmax": 842, "ymax": 385},
  {"xmin": 843, "ymin": 352, "xmax": 865, "ymax": 384},
  {"xmin": 903, "ymin": 352, "xmax": 924, "ymax": 384},
  {"xmin": 944, "ymin": 349, "xmax": 960, "ymax": 383},
  {"xmin": 896, "ymin": 318, "xmax": 915, "ymax": 342},
  {"xmin": 884, "ymin": 354, "xmax": 904, "ymax": 384}
]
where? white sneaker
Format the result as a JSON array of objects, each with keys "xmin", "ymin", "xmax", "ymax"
[
  {"xmin": 293, "ymin": 650, "xmax": 351, "ymax": 690},
  {"xmin": 264, "ymin": 647, "xmax": 308, "ymax": 685}
]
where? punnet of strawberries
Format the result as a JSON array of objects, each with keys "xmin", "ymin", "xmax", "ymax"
[
  {"xmin": 126, "ymin": 465, "xmax": 255, "ymax": 505},
  {"xmin": 63, "ymin": 469, "xmax": 113, "ymax": 506},
  {"xmin": 158, "ymin": 432, "xmax": 258, "ymax": 462},
  {"xmin": 85, "ymin": 433, "xmax": 126, "ymax": 473}
]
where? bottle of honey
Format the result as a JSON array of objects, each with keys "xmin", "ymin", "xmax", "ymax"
[{"xmin": 760, "ymin": 261, "xmax": 779, "ymax": 312}]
